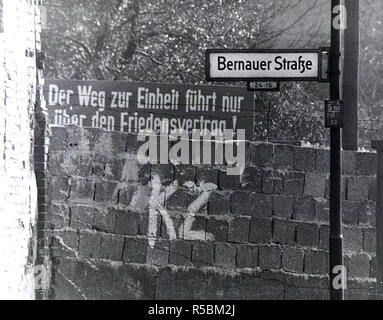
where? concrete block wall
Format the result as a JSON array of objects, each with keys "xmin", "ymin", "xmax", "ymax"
[
  {"xmin": 48, "ymin": 126, "xmax": 378, "ymax": 300},
  {"xmin": 0, "ymin": 0, "xmax": 42, "ymax": 300}
]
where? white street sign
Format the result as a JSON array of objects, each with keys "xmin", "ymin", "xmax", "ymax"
[{"xmin": 206, "ymin": 49, "xmax": 323, "ymax": 81}]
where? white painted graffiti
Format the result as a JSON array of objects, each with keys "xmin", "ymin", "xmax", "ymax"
[{"xmin": 148, "ymin": 175, "xmax": 217, "ymax": 248}]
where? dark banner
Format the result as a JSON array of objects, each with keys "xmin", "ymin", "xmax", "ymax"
[{"xmin": 44, "ymin": 80, "xmax": 254, "ymax": 139}]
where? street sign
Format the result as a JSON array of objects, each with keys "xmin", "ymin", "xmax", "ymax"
[
  {"xmin": 206, "ymin": 49, "xmax": 326, "ymax": 82},
  {"xmin": 325, "ymin": 100, "xmax": 344, "ymax": 128},
  {"xmin": 247, "ymin": 81, "xmax": 280, "ymax": 92}
]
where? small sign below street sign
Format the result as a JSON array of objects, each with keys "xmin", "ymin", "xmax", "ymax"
[
  {"xmin": 206, "ymin": 49, "xmax": 325, "ymax": 82},
  {"xmin": 247, "ymin": 81, "xmax": 280, "ymax": 92},
  {"xmin": 325, "ymin": 100, "xmax": 344, "ymax": 128}
]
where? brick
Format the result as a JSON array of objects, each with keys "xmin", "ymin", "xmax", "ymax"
[
  {"xmin": 344, "ymin": 279, "xmax": 376, "ymax": 300},
  {"xmin": 123, "ymin": 238, "xmax": 147, "ymax": 264},
  {"xmin": 79, "ymin": 231, "xmax": 102, "ymax": 259},
  {"xmin": 93, "ymin": 207, "xmax": 117, "ymax": 233},
  {"xmin": 70, "ymin": 205, "xmax": 94, "ymax": 229},
  {"xmin": 146, "ymin": 240, "xmax": 169, "ymax": 266},
  {"xmin": 282, "ymin": 247, "xmax": 304, "ymax": 273},
  {"xmin": 196, "ymin": 167, "xmax": 218, "ymax": 186},
  {"xmin": 294, "ymin": 147, "xmax": 316, "ymax": 172},
  {"xmin": 208, "ymin": 191, "xmax": 231, "ymax": 216},
  {"xmin": 94, "ymin": 181, "xmax": 119, "ymax": 203},
  {"xmin": 304, "ymin": 250, "xmax": 328, "ymax": 275},
  {"xmin": 273, "ymin": 196, "xmax": 294, "ymax": 219},
  {"xmin": 90, "ymin": 130, "xmax": 127, "ymax": 154},
  {"xmin": 262, "ymin": 170, "xmax": 284, "ymax": 195},
  {"xmin": 112, "ymin": 132, "xmax": 129, "ymax": 152},
  {"xmin": 187, "ymin": 190, "xmax": 208, "ymax": 215},
  {"xmin": 314, "ymin": 199, "xmax": 329, "ymax": 223},
  {"xmin": 296, "ymin": 223, "xmax": 319, "ymax": 248},
  {"xmin": 347, "ymin": 177, "xmax": 371, "ymax": 201},
  {"xmin": 51, "ymin": 230, "xmax": 79, "ymax": 258},
  {"xmin": 259, "ymin": 246, "xmax": 282, "ymax": 271},
  {"xmin": 261, "ymin": 169, "xmax": 273, "ymax": 195},
  {"xmin": 70, "ymin": 179, "xmax": 95, "ymax": 201},
  {"xmin": 126, "ymin": 133, "xmax": 139, "ymax": 153},
  {"xmin": 169, "ymin": 240, "xmax": 192, "ymax": 266},
  {"xmin": 118, "ymin": 185, "xmax": 135, "ymax": 206},
  {"xmin": 114, "ymin": 209, "xmax": 139, "ymax": 236},
  {"xmin": 162, "ymin": 214, "xmax": 184, "ymax": 240},
  {"xmin": 138, "ymin": 164, "xmax": 151, "ymax": 185},
  {"xmin": 304, "ymin": 173, "xmax": 327, "ymax": 197},
  {"xmin": 64, "ymin": 154, "xmax": 93, "ymax": 177},
  {"xmin": 355, "ymin": 152, "xmax": 377, "ymax": 176},
  {"xmin": 319, "ymin": 225, "xmax": 330, "ymax": 250},
  {"xmin": 274, "ymin": 144, "xmax": 295, "ymax": 169},
  {"xmin": 215, "ymin": 243, "xmax": 236, "ymax": 268},
  {"xmin": 284, "ymin": 172, "xmax": 305, "ymax": 196},
  {"xmin": 50, "ymin": 153, "xmax": 65, "ymax": 176},
  {"xmin": 342, "ymin": 151, "xmax": 356, "ymax": 175},
  {"xmin": 315, "ymin": 149, "xmax": 330, "ymax": 173},
  {"xmin": 50, "ymin": 127, "xmax": 68, "ymax": 152},
  {"xmin": 342, "ymin": 201, "xmax": 359, "ymax": 225},
  {"xmin": 120, "ymin": 185, "xmax": 151, "ymax": 213},
  {"xmin": 192, "ymin": 242, "xmax": 214, "ymax": 267},
  {"xmin": 358, "ymin": 201, "xmax": 376, "ymax": 227},
  {"xmin": 363, "ymin": 228, "xmax": 376, "ymax": 254},
  {"xmin": 250, "ymin": 143, "xmax": 274, "ymax": 168},
  {"xmin": 206, "ymin": 218, "xmax": 228, "ymax": 242},
  {"xmin": 252, "ymin": 193, "xmax": 273, "ymax": 218},
  {"xmin": 184, "ymin": 215, "xmax": 206, "ymax": 240},
  {"xmin": 139, "ymin": 212, "xmax": 161, "ymax": 237},
  {"xmin": 344, "ymin": 226, "xmax": 363, "ymax": 253},
  {"xmin": 51, "ymin": 203, "xmax": 70, "ymax": 229},
  {"xmin": 250, "ymin": 218, "xmax": 272, "ymax": 244},
  {"xmin": 241, "ymin": 166, "xmax": 263, "ymax": 192},
  {"xmin": 273, "ymin": 219, "xmax": 296, "ymax": 245},
  {"xmin": 166, "ymin": 188, "xmax": 189, "ymax": 210},
  {"xmin": 236, "ymin": 245, "xmax": 258, "ymax": 269},
  {"xmin": 151, "ymin": 164, "xmax": 175, "ymax": 186},
  {"xmin": 106, "ymin": 158, "xmax": 126, "ymax": 181},
  {"xmin": 371, "ymin": 256, "xmax": 377, "ymax": 278},
  {"xmin": 348, "ymin": 254, "xmax": 371, "ymax": 278},
  {"xmin": 92, "ymin": 155, "xmax": 106, "ymax": 176},
  {"xmin": 228, "ymin": 217, "xmax": 251, "ymax": 244},
  {"xmin": 369, "ymin": 179, "xmax": 377, "ymax": 201},
  {"xmin": 175, "ymin": 165, "xmax": 196, "ymax": 185},
  {"xmin": 67, "ymin": 128, "xmax": 89, "ymax": 150},
  {"xmin": 218, "ymin": 170, "xmax": 240, "ymax": 190},
  {"xmin": 51, "ymin": 177, "xmax": 69, "ymax": 201},
  {"xmin": 294, "ymin": 197, "xmax": 315, "ymax": 221},
  {"xmin": 231, "ymin": 191, "xmax": 253, "ymax": 216},
  {"xmin": 99, "ymin": 234, "xmax": 124, "ymax": 261}
]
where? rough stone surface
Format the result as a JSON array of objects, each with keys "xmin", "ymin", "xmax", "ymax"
[
  {"xmin": 282, "ymin": 247, "xmax": 304, "ymax": 274},
  {"xmin": 48, "ymin": 126, "xmax": 379, "ymax": 300}
]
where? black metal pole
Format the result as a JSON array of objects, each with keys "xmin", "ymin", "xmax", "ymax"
[
  {"xmin": 343, "ymin": 0, "xmax": 360, "ymax": 151},
  {"xmin": 329, "ymin": 0, "xmax": 344, "ymax": 300}
]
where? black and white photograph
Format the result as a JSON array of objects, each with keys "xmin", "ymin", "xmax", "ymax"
[{"xmin": 0, "ymin": 0, "xmax": 382, "ymax": 307}]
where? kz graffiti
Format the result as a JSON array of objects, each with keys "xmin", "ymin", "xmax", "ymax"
[{"xmin": 148, "ymin": 175, "xmax": 217, "ymax": 248}]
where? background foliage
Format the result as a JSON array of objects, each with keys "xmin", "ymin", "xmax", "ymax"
[{"xmin": 42, "ymin": 0, "xmax": 382, "ymax": 148}]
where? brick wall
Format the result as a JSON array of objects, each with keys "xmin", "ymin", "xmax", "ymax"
[
  {"xmin": 47, "ymin": 125, "xmax": 378, "ymax": 300},
  {"xmin": 0, "ymin": 0, "xmax": 43, "ymax": 299}
]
